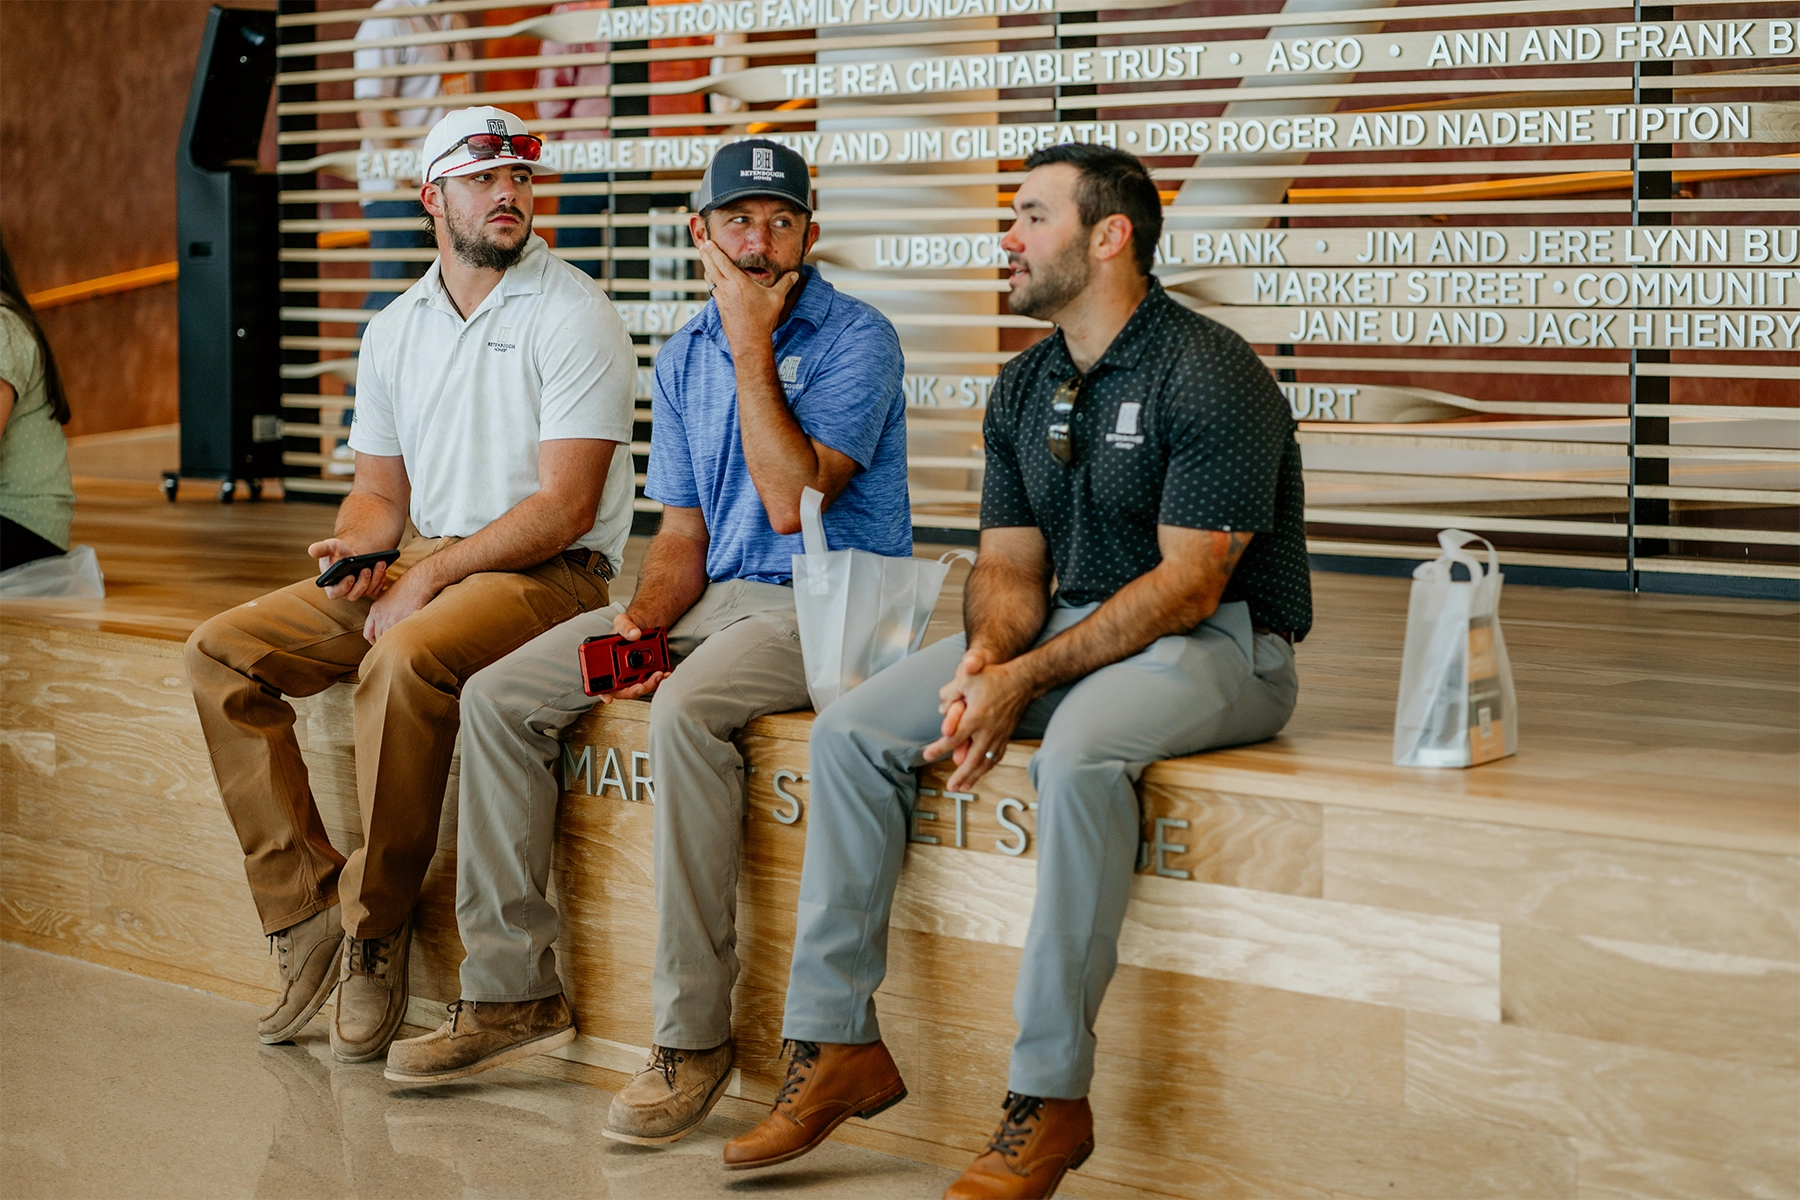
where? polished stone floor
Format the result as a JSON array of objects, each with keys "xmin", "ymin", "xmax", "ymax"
[{"xmin": 0, "ymin": 944, "xmax": 958, "ymax": 1199}]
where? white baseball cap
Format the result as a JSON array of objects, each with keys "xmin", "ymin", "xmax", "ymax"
[{"xmin": 422, "ymin": 106, "xmax": 556, "ymax": 184}]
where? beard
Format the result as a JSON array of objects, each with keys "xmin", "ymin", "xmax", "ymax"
[
  {"xmin": 734, "ymin": 250, "xmax": 799, "ymax": 286},
  {"xmin": 446, "ymin": 203, "xmax": 531, "ymax": 272},
  {"xmin": 1006, "ymin": 231, "xmax": 1093, "ymax": 320}
]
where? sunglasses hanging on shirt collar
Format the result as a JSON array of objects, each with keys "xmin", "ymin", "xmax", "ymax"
[{"xmin": 1047, "ymin": 375, "xmax": 1083, "ymax": 466}]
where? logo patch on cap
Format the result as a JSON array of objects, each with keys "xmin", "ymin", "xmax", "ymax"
[
  {"xmin": 487, "ymin": 118, "xmax": 508, "ymax": 135},
  {"xmin": 743, "ymin": 145, "xmax": 786, "ymax": 182}
]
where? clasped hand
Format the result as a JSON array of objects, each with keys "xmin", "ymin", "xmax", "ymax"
[
  {"xmin": 924, "ymin": 648, "xmax": 1034, "ymax": 791},
  {"xmin": 308, "ymin": 538, "xmax": 434, "ymax": 644}
]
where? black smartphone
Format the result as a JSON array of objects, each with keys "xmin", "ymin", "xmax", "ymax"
[{"xmin": 315, "ymin": 549, "xmax": 400, "ymax": 588}]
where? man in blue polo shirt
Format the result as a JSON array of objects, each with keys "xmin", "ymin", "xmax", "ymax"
[{"xmin": 383, "ymin": 140, "xmax": 911, "ymax": 1140}]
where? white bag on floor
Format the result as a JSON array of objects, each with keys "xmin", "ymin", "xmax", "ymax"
[
  {"xmin": 792, "ymin": 487, "xmax": 971, "ymax": 712},
  {"xmin": 0, "ymin": 544, "xmax": 105, "ymax": 600},
  {"xmin": 1393, "ymin": 530, "xmax": 1516, "ymax": 768}
]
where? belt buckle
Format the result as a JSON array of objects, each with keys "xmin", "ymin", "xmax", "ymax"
[{"xmin": 564, "ymin": 548, "xmax": 612, "ymax": 581}]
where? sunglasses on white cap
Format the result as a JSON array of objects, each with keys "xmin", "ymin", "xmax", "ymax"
[{"xmin": 429, "ymin": 132, "xmax": 545, "ymax": 178}]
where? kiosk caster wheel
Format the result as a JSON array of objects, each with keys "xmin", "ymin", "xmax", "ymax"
[
  {"xmin": 219, "ymin": 480, "xmax": 236, "ymax": 504},
  {"xmin": 161, "ymin": 472, "xmax": 179, "ymax": 502}
]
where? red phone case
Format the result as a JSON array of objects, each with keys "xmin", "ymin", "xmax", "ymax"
[{"xmin": 578, "ymin": 628, "xmax": 670, "ymax": 696}]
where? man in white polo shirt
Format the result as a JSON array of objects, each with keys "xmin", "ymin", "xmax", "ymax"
[{"xmin": 184, "ymin": 106, "xmax": 636, "ymax": 1065}]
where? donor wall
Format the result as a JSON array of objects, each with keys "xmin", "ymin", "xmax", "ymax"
[{"xmin": 274, "ymin": 0, "xmax": 1797, "ymax": 592}]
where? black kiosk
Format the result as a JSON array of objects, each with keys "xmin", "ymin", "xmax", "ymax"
[{"xmin": 166, "ymin": 5, "xmax": 281, "ymax": 503}]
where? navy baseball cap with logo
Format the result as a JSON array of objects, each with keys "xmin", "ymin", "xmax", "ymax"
[{"xmin": 697, "ymin": 139, "xmax": 812, "ymax": 216}]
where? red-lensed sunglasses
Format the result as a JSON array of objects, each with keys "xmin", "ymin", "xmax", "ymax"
[{"xmin": 429, "ymin": 132, "xmax": 544, "ymax": 177}]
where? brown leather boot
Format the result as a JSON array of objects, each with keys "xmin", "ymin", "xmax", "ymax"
[
  {"xmin": 383, "ymin": 994, "xmax": 576, "ymax": 1084},
  {"xmin": 330, "ymin": 918, "xmax": 411, "ymax": 1063},
  {"xmin": 943, "ymin": 1093, "xmax": 1094, "ymax": 1200},
  {"xmin": 257, "ymin": 903, "xmax": 344, "ymax": 1044},
  {"xmin": 721, "ymin": 1040, "xmax": 907, "ymax": 1170}
]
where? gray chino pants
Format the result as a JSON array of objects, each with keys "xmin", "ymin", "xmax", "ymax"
[
  {"xmin": 780, "ymin": 599, "xmax": 1298, "ymax": 1098},
  {"xmin": 455, "ymin": 579, "xmax": 810, "ymax": 1049}
]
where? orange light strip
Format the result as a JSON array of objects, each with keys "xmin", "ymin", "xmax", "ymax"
[
  {"xmin": 26, "ymin": 262, "xmax": 179, "ymax": 311},
  {"xmin": 747, "ymin": 97, "xmax": 815, "ymax": 135},
  {"xmin": 998, "ymin": 189, "xmax": 1181, "ymax": 206},
  {"xmin": 1289, "ymin": 163, "xmax": 1793, "ymax": 205},
  {"xmin": 317, "ymin": 229, "xmax": 373, "ymax": 248}
]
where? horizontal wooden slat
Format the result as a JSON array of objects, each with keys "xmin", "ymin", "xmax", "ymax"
[
  {"xmin": 1635, "ymin": 525, "xmax": 1800, "ymax": 546},
  {"xmin": 277, "ymin": 50, "xmax": 609, "ymax": 86},
  {"xmin": 1636, "ymin": 485, "xmax": 1800, "ymax": 503},
  {"xmin": 1632, "ymin": 556, "xmax": 1800, "ymax": 580},
  {"xmin": 1299, "ymin": 431, "xmax": 1626, "ymax": 456},
  {"xmin": 1306, "ymin": 509, "xmax": 1627, "ymax": 538},
  {"xmin": 1637, "ymin": 445, "xmax": 1800, "ymax": 463},
  {"xmin": 1306, "ymin": 538, "xmax": 1626, "ymax": 571}
]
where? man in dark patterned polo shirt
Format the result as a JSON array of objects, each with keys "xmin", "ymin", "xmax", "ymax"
[{"xmin": 726, "ymin": 144, "xmax": 1312, "ymax": 1198}]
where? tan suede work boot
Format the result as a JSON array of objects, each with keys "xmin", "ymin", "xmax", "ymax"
[
  {"xmin": 257, "ymin": 903, "xmax": 345, "ymax": 1044},
  {"xmin": 721, "ymin": 1040, "xmax": 907, "ymax": 1170},
  {"xmin": 603, "ymin": 1041, "xmax": 734, "ymax": 1145},
  {"xmin": 383, "ymin": 994, "xmax": 576, "ymax": 1084},
  {"xmin": 943, "ymin": 1093, "xmax": 1094, "ymax": 1200},
  {"xmin": 330, "ymin": 918, "xmax": 411, "ymax": 1063}
]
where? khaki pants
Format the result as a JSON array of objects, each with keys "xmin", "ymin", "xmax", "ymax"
[
  {"xmin": 455, "ymin": 579, "xmax": 808, "ymax": 1046},
  {"xmin": 184, "ymin": 536, "xmax": 609, "ymax": 940}
]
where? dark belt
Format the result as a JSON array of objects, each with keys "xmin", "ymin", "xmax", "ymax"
[
  {"xmin": 562, "ymin": 548, "xmax": 615, "ymax": 582},
  {"xmin": 1254, "ymin": 625, "xmax": 1294, "ymax": 646}
]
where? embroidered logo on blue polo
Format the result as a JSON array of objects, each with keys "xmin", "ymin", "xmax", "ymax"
[
  {"xmin": 486, "ymin": 325, "xmax": 517, "ymax": 353},
  {"xmin": 779, "ymin": 355, "xmax": 802, "ymax": 383},
  {"xmin": 1104, "ymin": 401, "xmax": 1145, "ymax": 449}
]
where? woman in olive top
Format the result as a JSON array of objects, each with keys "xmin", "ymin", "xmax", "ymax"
[{"xmin": 0, "ymin": 240, "xmax": 76, "ymax": 571}]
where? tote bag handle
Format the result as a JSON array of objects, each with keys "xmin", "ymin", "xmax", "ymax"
[
  {"xmin": 1416, "ymin": 528, "xmax": 1498, "ymax": 586},
  {"xmin": 800, "ymin": 487, "xmax": 830, "ymax": 557}
]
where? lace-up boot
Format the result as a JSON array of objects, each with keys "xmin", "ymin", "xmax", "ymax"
[
  {"xmin": 602, "ymin": 1041, "xmax": 734, "ymax": 1144},
  {"xmin": 330, "ymin": 917, "xmax": 412, "ymax": 1063},
  {"xmin": 257, "ymin": 903, "xmax": 344, "ymax": 1044},
  {"xmin": 944, "ymin": 1092, "xmax": 1094, "ymax": 1199},
  {"xmin": 721, "ymin": 1039, "xmax": 907, "ymax": 1170},
  {"xmin": 384, "ymin": 994, "xmax": 576, "ymax": 1084}
]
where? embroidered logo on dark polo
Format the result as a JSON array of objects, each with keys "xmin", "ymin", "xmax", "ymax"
[{"xmin": 1104, "ymin": 401, "xmax": 1145, "ymax": 449}]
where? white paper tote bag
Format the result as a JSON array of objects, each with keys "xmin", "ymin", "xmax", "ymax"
[
  {"xmin": 791, "ymin": 487, "xmax": 970, "ymax": 712},
  {"xmin": 1393, "ymin": 529, "xmax": 1517, "ymax": 768},
  {"xmin": 0, "ymin": 544, "xmax": 105, "ymax": 600}
]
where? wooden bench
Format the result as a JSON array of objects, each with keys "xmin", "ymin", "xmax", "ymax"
[{"xmin": 3, "ymin": 600, "xmax": 1795, "ymax": 1199}]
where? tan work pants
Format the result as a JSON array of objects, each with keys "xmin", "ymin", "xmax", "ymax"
[{"xmin": 184, "ymin": 536, "xmax": 609, "ymax": 939}]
